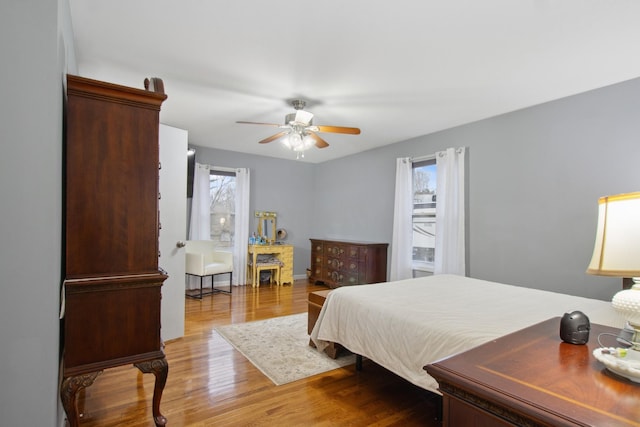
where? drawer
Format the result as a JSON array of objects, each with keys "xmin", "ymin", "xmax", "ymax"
[
  {"xmin": 326, "ymin": 269, "xmax": 342, "ymax": 284},
  {"xmin": 345, "ymin": 245, "xmax": 362, "ymax": 259},
  {"xmin": 325, "ymin": 256, "xmax": 344, "ymax": 271},
  {"xmin": 311, "ymin": 241, "xmax": 325, "ymax": 254},
  {"xmin": 311, "ymin": 265, "xmax": 323, "ymax": 278},
  {"xmin": 325, "ymin": 270, "xmax": 360, "ymax": 286},
  {"xmin": 342, "ymin": 273, "xmax": 360, "ymax": 286},
  {"xmin": 327, "ymin": 245, "xmax": 345, "ymax": 257},
  {"xmin": 345, "ymin": 260, "xmax": 363, "ymax": 273}
]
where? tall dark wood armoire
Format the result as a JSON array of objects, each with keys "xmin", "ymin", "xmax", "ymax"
[{"xmin": 60, "ymin": 75, "xmax": 168, "ymax": 427}]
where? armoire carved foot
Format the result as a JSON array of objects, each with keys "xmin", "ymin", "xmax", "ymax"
[
  {"xmin": 135, "ymin": 357, "xmax": 168, "ymax": 427},
  {"xmin": 60, "ymin": 371, "xmax": 101, "ymax": 427}
]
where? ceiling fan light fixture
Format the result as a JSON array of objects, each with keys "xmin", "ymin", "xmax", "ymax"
[
  {"xmin": 289, "ymin": 131, "xmax": 302, "ymax": 147},
  {"xmin": 281, "ymin": 130, "xmax": 315, "ymax": 159},
  {"xmin": 237, "ymin": 97, "xmax": 360, "ymax": 158},
  {"xmin": 302, "ymin": 133, "xmax": 315, "ymax": 150},
  {"xmin": 281, "ymin": 131, "xmax": 302, "ymax": 150}
]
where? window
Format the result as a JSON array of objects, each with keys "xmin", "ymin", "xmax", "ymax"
[
  {"xmin": 412, "ymin": 159, "xmax": 437, "ymax": 273},
  {"xmin": 209, "ymin": 170, "xmax": 236, "ymax": 248}
]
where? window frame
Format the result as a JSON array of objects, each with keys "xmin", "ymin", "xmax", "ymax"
[
  {"xmin": 412, "ymin": 158, "xmax": 437, "ymax": 273},
  {"xmin": 208, "ymin": 168, "xmax": 236, "ymax": 248}
]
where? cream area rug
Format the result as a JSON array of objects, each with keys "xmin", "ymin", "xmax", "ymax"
[{"xmin": 215, "ymin": 313, "xmax": 356, "ymax": 385}]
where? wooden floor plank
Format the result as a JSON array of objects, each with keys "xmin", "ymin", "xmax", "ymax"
[{"xmin": 74, "ymin": 280, "xmax": 441, "ymax": 426}]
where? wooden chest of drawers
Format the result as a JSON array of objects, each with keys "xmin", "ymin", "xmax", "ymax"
[
  {"xmin": 425, "ymin": 318, "xmax": 639, "ymax": 426},
  {"xmin": 309, "ymin": 239, "xmax": 388, "ymax": 288}
]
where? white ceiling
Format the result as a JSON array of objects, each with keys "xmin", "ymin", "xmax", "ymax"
[{"xmin": 69, "ymin": 0, "xmax": 640, "ymax": 163}]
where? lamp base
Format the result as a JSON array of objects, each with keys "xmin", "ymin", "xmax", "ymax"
[
  {"xmin": 612, "ymin": 282, "xmax": 640, "ymax": 327},
  {"xmin": 593, "ymin": 347, "xmax": 640, "ymax": 383}
]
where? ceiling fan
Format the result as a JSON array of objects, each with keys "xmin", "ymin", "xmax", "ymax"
[{"xmin": 236, "ymin": 99, "xmax": 360, "ymax": 155}]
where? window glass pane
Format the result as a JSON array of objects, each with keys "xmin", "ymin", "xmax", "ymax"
[
  {"xmin": 209, "ymin": 171, "xmax": 236, "ymax": 248},
  {"xmin": 412, "ymin": 160, "xmax": 436, "ymax": 272}
]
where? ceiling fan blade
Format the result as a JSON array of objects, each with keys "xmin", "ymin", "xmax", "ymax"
[
  {"xmin": 308, "ymin": 132, "xmax": 329, "ymax": 149},
  {"xmin": 259, "ymin": 131, "xmax": 288, "ymax": 144},
  {"xmin": 236, "ymin": 120, "xmax": 281, "ymax": 127},
  {"xmin": 315, "ymin": 125, "xmax": 361, "ymax": 135}
]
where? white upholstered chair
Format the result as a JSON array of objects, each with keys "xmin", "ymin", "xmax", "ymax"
[{"xmin": 185, "ymin": 240, "xmax": 233, "ymax": 299}]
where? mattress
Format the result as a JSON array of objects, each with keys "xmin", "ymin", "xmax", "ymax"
[{"xmin": 310, "ymin": 274, "xmax": 625, "ymax": 394}]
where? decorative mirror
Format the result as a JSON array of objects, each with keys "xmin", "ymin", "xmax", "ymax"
[{"xmin": 255, "ymin": 211, "xmax": 277, "ymax": 244}]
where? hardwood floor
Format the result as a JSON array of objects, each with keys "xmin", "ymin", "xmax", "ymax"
[{"xmin": 75, "ymin": 280, "xmax": 442, "ymax": 426}]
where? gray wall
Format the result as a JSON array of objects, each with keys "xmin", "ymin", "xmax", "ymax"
[
  {"xmin": 314, "ymin": 79, "xmax": 640, "ymax": 301},
  {"xmin": 194, "ymin": 79, "xmax": 639, "ymax": 302},
  {"xmin": 191, "ymin": 147, "xmax": 316, "ymax": 277},
  {"xmin": 0, "ymin": 0, "xmax": 76, "ymax": 425}
]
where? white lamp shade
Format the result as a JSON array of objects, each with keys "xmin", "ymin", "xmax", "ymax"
[{"xmin": 587, "ymin": 192, "xmax": 640, "ymax": 277}]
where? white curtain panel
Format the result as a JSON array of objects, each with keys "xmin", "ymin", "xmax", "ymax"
[
  {"xmin": 390, "ymin": 157, "xmax": 414, "ymax": 281},
  {"xmin": 434, "ymin": 147, "xmax": 466, "ymax": 275},
  {"xmin": 233, "ymin": 168, "xmax": 250, "ymax": 286},
  {"xmin": 188, "ymin": 163, "xmax": 211, "ymax": 240}
]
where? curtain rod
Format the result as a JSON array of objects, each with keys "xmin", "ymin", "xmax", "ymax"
[
  {"xmin": 211, "ymin": 165, "xmax": 237, "ymax": 173},
  {"xmin": 196, "ymin": 163, "xmax": 238, "ymax": 173},
  {"xmin": 411, "ymin": 154, "xmax": 435, "ymax": 162},
  {"xmin": 411, "ymin": 146, "xmax": 465, "ymax": 162}
]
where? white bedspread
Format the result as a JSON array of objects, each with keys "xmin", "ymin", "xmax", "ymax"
[{"xmin": 310, "ymin": 274, "xmax": 625, "ymax": 394}]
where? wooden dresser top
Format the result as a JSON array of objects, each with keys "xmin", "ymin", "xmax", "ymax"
[{"xmin": 426, "ymin": 317, "xmax": 640, "ymax": 427}]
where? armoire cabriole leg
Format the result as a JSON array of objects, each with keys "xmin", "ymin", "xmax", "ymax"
[
  {"xmin": 60, "ymin": 371, "xmax": 101, "ymax": 427},
  {"xmin": 135, "ymin": 356, "xmax": 169, "ymax": 427}
]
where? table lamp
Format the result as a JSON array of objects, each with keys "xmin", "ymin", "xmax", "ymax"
[{"xmin": 587, "ymin": 191, "xmax": 640, "ymax": 382}]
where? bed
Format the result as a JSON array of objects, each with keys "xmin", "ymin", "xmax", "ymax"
[{"xmin": 310, "ymin": 274, "xmax": 626, "ymax": 394}]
